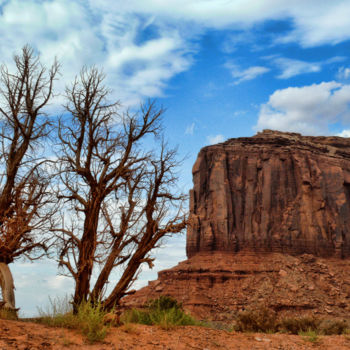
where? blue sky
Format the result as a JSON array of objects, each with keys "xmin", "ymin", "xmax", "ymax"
[{"xmin": 2, "ymin": 0, "xmax": 350, "ymax": 315}]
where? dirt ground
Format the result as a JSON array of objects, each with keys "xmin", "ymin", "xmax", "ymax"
[{"xmin": 1, "ymin": 319, "xmax": 350, "ymax": 350}]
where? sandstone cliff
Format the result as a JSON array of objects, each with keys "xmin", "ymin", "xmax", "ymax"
[
  {"xmin": 187, "ymin": 130, "xmax": 350, "ymax": 258},
  {"xmin": 122, "ymin": 130, "xmax": 350, "ymax": 321}
]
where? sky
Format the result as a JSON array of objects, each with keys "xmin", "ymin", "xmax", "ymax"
[{"xmin": 2, "ymin": 0, "xmax": 350, "ymax": 316}]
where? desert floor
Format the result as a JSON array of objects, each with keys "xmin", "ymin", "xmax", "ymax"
[{"xmin": 1, "ymin": 319, "xmax": 350, "ymax": 349}]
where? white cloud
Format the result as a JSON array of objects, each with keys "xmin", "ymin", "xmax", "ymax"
[
  {"xmin": 46, "ymin": 275, "xmax": 72, "ymax": 290},
  {"xmin": 185, "ymin": 122, "xmax": 195, "ymax": 135},
  {"xmin": 271, "ymin": 57, "xmax": 321, "ymax": 79},
  {"xmin": 338, "ymin": 67, "xmax": 350, "ymax": 80},
  {"xmin": 263, "ymin": 55, "xmax": 346, "ymax": 79},
  {"xmin": 11, "ymin": 259, "xmax": 74, "ymax": 316},
  {"xmin": 221, "ymin": 31, "xmax": 256, "ymax": 53},
  {"xmin": 91, "ymin": 0, "xmax": 350, "ymax": 47},
  {"xmin": 0, "ymin": 0, "xmax": 193, "ymax": 107},
  {"xmin": 0, "ymin": 1, "xmax": 349, "ymax": 108},
  {"xmin": 225, "ymin": 63, "xmax": 269, "ymax": 84},
  {"xmin": 255, "ymin": 81, "xmax": 350, "ymax": 135},
  {"xmin": 207, "ymin": 134, "xmax": 225, "ymax": 144},
  {"xmin": 278, "ymin": 2, "xmax": 350, "ymax": 47},
  {"xmin": 337, "ymin": 129, "xmax": 350, "ymax": 137}
]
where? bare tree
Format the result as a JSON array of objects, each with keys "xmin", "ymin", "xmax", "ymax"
[
  {"xmin": 55, "ymin": 67, "xmax": 186, "ymax": 311},
  {"xmin": 0, "ymin": 46, "xmax": 59, "ymax": 310}
]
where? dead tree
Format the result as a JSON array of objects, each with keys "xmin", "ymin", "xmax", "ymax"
[
  {"xmin": 0, "ymin": 46, "xmax": 59, "ymax": 310},
  {"xmin": 55, "ymin": 67, "xmax": 186, "ymax": 311}
]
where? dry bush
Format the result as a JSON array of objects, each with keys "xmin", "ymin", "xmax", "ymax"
[
  {"xmin": 319, "ymin": 319, "xmax": 349, "ymax": 335},
  {"xmin": 234, "ymin": 306, "xmax": 277, "ymax": 333},
  {"xmin": 279, "ymin": 316, "xmax": 321, "ymax": 334}
]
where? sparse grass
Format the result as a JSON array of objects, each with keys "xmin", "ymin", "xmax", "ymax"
[
  {"xmin": 121, "ymin": 295, "xmax": 198, "ymax": 330},
  {"xmin": 37, "ymin": 296, "xmax": 76, "ymax": 328},
  {"xmin": 299, "ymin": 329, "xmax": 319, "ymax": 343},
  {"xmin": 36, "ymin": 296, "xmax": 109, "ymax": 343}
]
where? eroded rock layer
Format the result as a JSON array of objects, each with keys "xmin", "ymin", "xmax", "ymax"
[
  {"xmin": 122, "ymin": 252, "xmax": 350, "ymax": 321},
  {"xmin": 187, "ymin": 130, "xmax": 350, "ymax": 258}
]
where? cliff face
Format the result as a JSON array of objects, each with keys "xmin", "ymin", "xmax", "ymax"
[{"xmin": 187, "ymin": 130, "xmax": 350, "ymax": 258}]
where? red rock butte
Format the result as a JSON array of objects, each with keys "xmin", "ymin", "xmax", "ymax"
[
  {"xmin": 122, "ymin": 130, "xmax": 350, "ymax": 321},
  {"xmin": 188, "ymin": 129, "xmax": 350, "ymax": 258}
]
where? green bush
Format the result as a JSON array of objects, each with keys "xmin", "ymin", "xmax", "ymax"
[
  {"xmin": 121, "ymin": 308, "xmax": 153, "ymax": 325},
  {"xmin": 76, "ymin": 300, "xmax": 108, "ymax": 343},
  {"xmin": 150, "ymin": 306, "xmax": 197, "ymax": 329},
  {"xmin": 147, "ymin": 295, "xmax": 182, "ymax": 311},
  {"xmin": 37, "ymin": 296, "xmax": 108, "ymax": 343},
  {"xmin": 234, "ymin": 307, "xmax": 277, "ymax": 333},
  {"xmin": 121, "ymin": 296, "xmax": 198, "ymax": 329}
]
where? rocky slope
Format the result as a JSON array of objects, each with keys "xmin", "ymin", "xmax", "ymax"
[
  {"xmin": 123, "ymin": 130, "xmax": 350, "ymax": 321},
  {"xmin": 123, "ymin": 252, "xmax": 350, "ymax": 321}
]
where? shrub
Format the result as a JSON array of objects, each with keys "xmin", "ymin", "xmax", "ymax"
[
  {"xmin": 234, "ymin": 307, "xmax": 277, "ymax": 333},
  {"xmin": 121, "ymin": 296, "xmax": 198, "ymax": 329},
  {"xmin": 37, "ymin": 296, "xmax": 108, "ymax": 343},
  {"xmin": 121, "ymin": 308, "xmax": 153, "ymax": 325},
  {"xmin": 279, "ymin": 316, "xmax": 321, "ymax": 334},
  {"xmin": 150, "ymin": 306, "xmax": 197, "ymax": 330},
  {"xmin": 76, "ymin": 300, "xmax": 108, "ymax": 343},
  {"xmin": 147, "ymin": 295, "xmax": 182, "ymax": 311},
  {"xmin": 234, "ymin": 306, "xmax": 349, "ymax": 337},
  {"xmin": 319, "ymin": 319, "xmax": 349, "ymax": 335}
]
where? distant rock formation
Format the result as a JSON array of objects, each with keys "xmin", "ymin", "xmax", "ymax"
[
  {"xmin": 122, "ymin": 130, "xmax": 350, "ymax": 321},
  {"xmin": 187, "ymin": 130, "xmax": 350, "ymax": 258}
]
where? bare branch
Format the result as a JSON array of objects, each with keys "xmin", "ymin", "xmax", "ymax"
[{"xmin": 55, "ymin": 67, "xmax": 186, "ymax": 311}]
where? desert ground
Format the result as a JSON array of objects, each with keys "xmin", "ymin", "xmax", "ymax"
[{"xmin": 1, "ymin": 319, "xmax": 350, "ymax": 350}]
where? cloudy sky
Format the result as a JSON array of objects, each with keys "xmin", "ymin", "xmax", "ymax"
[{"xmin": 2, "ymin": 0, "xmax": 350, "ymax": 315}]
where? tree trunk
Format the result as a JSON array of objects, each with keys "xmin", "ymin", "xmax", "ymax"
[
  {"xmin": 72, "ymin": 202, "xmax": 101, "ymax": 312},
  {"xmin": 0, "ymin": 262, "xmax": 16, "ymax": 310}
]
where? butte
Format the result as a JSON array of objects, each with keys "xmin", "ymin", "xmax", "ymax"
[{"xmin": 122, "ymin": 130, "xmax": 350, "ymax": 321}]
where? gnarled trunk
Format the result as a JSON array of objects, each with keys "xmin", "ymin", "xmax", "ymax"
[{"xmin": 0, "ymin": 262, "xmax": 16, "ymax": 310}]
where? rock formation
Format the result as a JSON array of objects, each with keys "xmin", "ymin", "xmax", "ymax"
[
  {"xmin": 122, "ymin": 130, "xmax": 350, "ymax": 321},
  {"xmin": 188, "ymin": 130, "xmax": 350, "ymax": 258}
]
